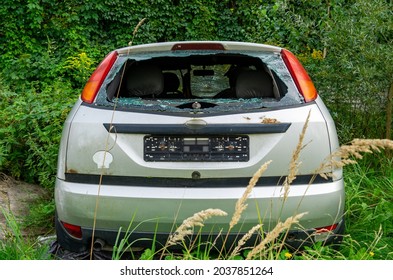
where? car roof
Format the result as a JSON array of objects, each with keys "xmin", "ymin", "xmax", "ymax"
[{"xmin": 116, "ymin": 41, "xmax": 283, "ymax": 56}]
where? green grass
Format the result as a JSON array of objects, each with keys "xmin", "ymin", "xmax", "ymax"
[
  {"xmin": 277, "ymin": 157, "xmax": 392, "ymax": 261},
  {"xmin": 0, "ymin": 207, "xmax": 51, "ymax": 260},
  {"xmin": 341, "ymin": 159, "xmax": 393, "ymax": 260}
]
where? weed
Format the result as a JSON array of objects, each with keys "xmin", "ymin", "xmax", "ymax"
[{"xmin": 0, "ymin": 207, "xmax": 51, "ymax": 260}]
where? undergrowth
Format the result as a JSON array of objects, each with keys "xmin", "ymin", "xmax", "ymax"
[{"xmin": 0, "ymin": 207, "xmax": 51, "ymax": 260}]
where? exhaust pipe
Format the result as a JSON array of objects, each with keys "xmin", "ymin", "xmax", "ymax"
[{"xmin": 93, "ymin": 238, "xmax": 106, "ymax": 251}]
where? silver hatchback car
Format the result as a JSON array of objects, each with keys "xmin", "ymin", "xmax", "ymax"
[{"xmin": 55, "ymin": 41, "xmax": 345, "ymax": 253}]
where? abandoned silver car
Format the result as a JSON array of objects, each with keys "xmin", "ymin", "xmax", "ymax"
[{"xmin": 55, "ymin": 41, "xmax": 345, "ymax": 253}]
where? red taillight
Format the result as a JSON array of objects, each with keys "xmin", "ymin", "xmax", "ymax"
[
  {"xmin": 81, "ymin": 51, "xmax": 118, "ymax": 104},
  {"xmin": 61, "ymin": 221, "xmax": 82, "ymax": 239},
  {"xmin": 171, "ymin": 42, "xmax": 225, "ymax": 51},
  {"xmin": 315, "ymin": 223, "xmax": 338, "ymax": 233},
  {"xmin": 281, "ymin": 49, "xmax": 318, "ymax": 102}
]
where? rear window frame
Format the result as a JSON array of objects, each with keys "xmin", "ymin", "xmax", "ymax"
[{"xmin": 94, "ymin": 50, "xmax": 304, "ymax": 115}]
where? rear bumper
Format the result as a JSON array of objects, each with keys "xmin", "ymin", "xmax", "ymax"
[
  {"xmin": 55, "ymin": 177, "xmax": 345, "ymax": 252},
  {"xmin": 56, "ymin": 213, "xmax": 345, "ymax": 253}
]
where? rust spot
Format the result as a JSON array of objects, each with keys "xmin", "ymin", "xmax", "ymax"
[
  {"xmin": 261, "ymin": 118, "xmax": 281, "ymax": 124},
  {"xmin": 66, "ymin": 169, "xmax": 79, "ymax": 174}
]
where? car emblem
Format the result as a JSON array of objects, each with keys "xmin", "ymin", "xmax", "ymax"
[{"xmin": 184, "ymin": 118, "xmax": 207, "ymax": 130}]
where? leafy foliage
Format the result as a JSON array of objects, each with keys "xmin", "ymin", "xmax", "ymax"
[
  {"xmin": 0, "ymin": 0, "xmax": 391, "ymax": 204},
  {"xmin": 310, "ymin": 0, "xmax": 393, "ymax": 142},
  {"xmin": 0, "ymin": 79, "xmax": 76, "ymax": 188}
]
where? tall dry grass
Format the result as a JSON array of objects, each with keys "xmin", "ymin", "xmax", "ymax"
[
  {"xmin": 245, "ymin": 212, "xmax": 307, "ymax": 260},
  {"xmin": 282, "ymin": 110, "xmax": 311, "ymax": 201},
  {"xmin": 229, "ymin": 160, "xmax": 272, "ymax": 230},
  {"xmin": 167, "ymin": 208, "xmax": 228, "ymax": 246},
  {"xmin": 155, "ymin": 119, "xmax": 393, "ymax": 259},
  {"xmin": 317, "ymin": 138, "xmax": 393, "ymax": 179}
]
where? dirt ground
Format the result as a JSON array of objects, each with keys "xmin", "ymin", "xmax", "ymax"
[{"xmin": 0, "ymin": 173, "xmax": 49, "ymax": 240}]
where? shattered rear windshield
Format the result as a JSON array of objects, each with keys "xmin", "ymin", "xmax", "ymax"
[{"xmin": 95, "ymin": 50, "xmax": 302, "ymax": 114}]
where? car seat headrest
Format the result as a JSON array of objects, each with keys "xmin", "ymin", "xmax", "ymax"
[
  {"xmin": 163, "ymin": 72, "xmax": 180, "ymax": 93},
  {"xmin": 126, "ymin": 64, "xmax": 164, "ymax": 97},
  {"xmin": 235, "ymin": 70, "xmax": 274, "ymax": 99}
]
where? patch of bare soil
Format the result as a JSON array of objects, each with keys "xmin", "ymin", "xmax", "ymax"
[{"xmin": 0, "ymin": 174, "xmax": 50, "ymax": 240}]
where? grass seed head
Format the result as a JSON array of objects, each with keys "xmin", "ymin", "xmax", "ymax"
[
  {"xmin": 229, "ymin": 160, "xmax": 272, "ymax": 230},
  {"xmin": 317, "ymin": 138, "xmax": 393, "ymax": 178},
  {"xmin": 229, "ymin": 224, "xmax": 262, "ymax": 258},
  {"xmin": 246, "ymin": 212, "xmax": 307, "ymax": 260},
  {"xmin": 167, "ymin": 208, "xmax": 227, "ymax": 246},
  {"xmin": 282, "ymin": 110, "xmax": 311, "ymax": 200}
]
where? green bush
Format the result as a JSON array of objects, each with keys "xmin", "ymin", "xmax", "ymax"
[
  {"xmin": 0, "ymin": 79, "xmax": 77, "ymax": 188},
  {"xmin": 306, "ymin": 0, "xmax": 393, "ymax": 142}
]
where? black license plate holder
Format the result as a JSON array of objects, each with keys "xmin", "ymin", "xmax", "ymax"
[{"xmin": 144, "ymin": 135, "xmax": 249, "ymax": 162}]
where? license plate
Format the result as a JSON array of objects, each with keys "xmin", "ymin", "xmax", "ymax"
[{"xmin": 144, "ymin": 135, "xmax": 249, "ymax": 162}]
